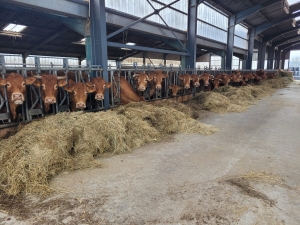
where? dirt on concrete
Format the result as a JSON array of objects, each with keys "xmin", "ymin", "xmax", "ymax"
[{"xmin": 1, "ymin": 82, "xmax": 300, "ymax": 225}]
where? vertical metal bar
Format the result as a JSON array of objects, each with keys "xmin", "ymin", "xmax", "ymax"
[
  {"xmin": 226, "ymin": 15, "xmax": 235, "ymax": 70},
  {"xmin": 281, "ymin": 51, "xmax": 286, "ymax": 69},
  {"xmin": 268, "ymin": 46, "xmax": 275, "ymax": 69},
  {"xmin": 257, "ymin": 41, "xmax": 267, "ymax": 69},
  {"xmin": 186, "ymin": 0, "xmax": 198, "ymax": 69},
  {"xmin": 90, "ymin": 0, "xmax": 109, "ymax": 110},
  {"xmin": 35, "ymin": 57, "xmax": 41, "ymax": 74},
  {"xmin": 246, "ymin": 29, "xmax": 255, "ymax": 69},
  {"xmin": 0, "ymin": 55, "xmax": 11, "ymax": 122}
]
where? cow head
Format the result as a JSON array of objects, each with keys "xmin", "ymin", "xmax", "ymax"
[
  {"xmin": 90, "ymin": 77, "xmax": 112, "ymax": 101},
  {"xmin": 148, "ymin": 71, "xmax": 168, "ymax": 90},
  {"xmin": 222, "ymin": 75, "xmax": 231, "ymax": 86},
  {"xmin": 178, "ymin": 74, "xmax": 192, "ymax": 89},
  {"xmin": 133, "ymin": 73, "xmax": 152, "ymax": 91},
  {"xmin": 199, "ymin": 73, "xmax": 214, "ymax": 87},
  {"xmin": 169, "ymin": 84, "xmax": 182, "ymax": 97},
  {"xmin": 0, "ymin": 73, "xmax": 36, "ymax": 105},
  {"xmin": 33, "ymin": 74, "xmax": 67, "ymax": 104},
  {"xmin": 242, "ymin": 74, "xmax": 249, "ymax": 82},
  {"xmin": 62, "ymin": 79, "xmax": 96, "ymax": 110},
  {"xmin": 191, "ymin": 74, "xmax": 200, "ymax": 87},
  {"xmin": 213, "ymin": 74, "xmax": 223, "ymax": 90}
]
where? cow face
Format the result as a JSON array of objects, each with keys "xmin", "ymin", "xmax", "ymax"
[
  {"xmin": 191, "ymin": 74, "xmax": 200, "ymax": 87},
  {"xmin": 148, "ymin": 71, "xmax": 168, "ymax": 90},
  {"xmin": 199, "ymin": 73, "xmax": 214, "ymax": 87},
  {"xmin": 0, "ymin": 73, "xmax": 36, "ymax": 105},
  {"xmin": 179, "ymin": 74, "xmax": 192, "ymax": 89},
  {"xmin": 213, "ymin": 76, "xmax": 223, "ymax": 89},
  {"xmin": 222, "ymin": 75, "xmax": 231, "ymax": 86},
  {"xmin": 169, "ymin": 84, "xmax": 182, "ymax": 97},
  {"xmin": 242, "ymin": 74, "xmax": 249, "ymax": 82},
  {"xmin": 63, "ymin": 80, "xmax": 96, "ymax": 110},
  {"xmin": 33, "ymin": 75, "xmax": 67, "ymax": 104},
  {"xmin": 90, "ymin": 77, "xmax": 112, "ymax": 101},
  {"xmin": 133, "ymin": 73, "xmax": 152, "ymax": 91},
  {"xmin": 0, "ymin": 73, "xmax": 36, "ymax": 120}
]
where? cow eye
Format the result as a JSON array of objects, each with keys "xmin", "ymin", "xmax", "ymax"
[
  {"xmin": 54, "ymin": 85, "xmax": 58, "ymax": 89},
  {"xmin": 42, "ymin": 85, "xmax": 45, "ymax": 89},
  {"xmin": 85, "ymin": 92, "xmax": 88, "ymax": 95},
  {"xmin": 22, "ymin": 82, "xmax": 26, "ymax": 86},
  {"xmin": 73, "ymin": 91, "xmax": 76, "ymax": 95},
  {"xmin": 7, "ymin": 83, "xmax": 10, "ymax": 87}
]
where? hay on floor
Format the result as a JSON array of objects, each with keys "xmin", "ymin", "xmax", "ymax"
[
  {"xmin": 189, "ymin": 76, "xmax": 293, "ymax": 114},
  {"xmin": 0, "ymin": 102, "xmax": 217, "ymax": 196}
]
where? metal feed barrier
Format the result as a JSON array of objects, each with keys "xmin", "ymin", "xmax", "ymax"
[{"xmin": 0, "ymin": 56, "xmax": 278, "ymax": 129}]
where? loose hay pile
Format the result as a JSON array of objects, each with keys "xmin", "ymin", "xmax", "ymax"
[
  {"xmin": 189, "ymin": 75, "xmax": 293, "ymax": 114},
  {"xmin": 0, "ymin": 102, "xmax": 217, "ymax": 196}
]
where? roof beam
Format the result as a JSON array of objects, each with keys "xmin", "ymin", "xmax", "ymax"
[
  {"xmin": 278, "ymin": 39, "xmax": 300, "ymax": 50},
  {"xmin": 255, "ymin": 11, "xmax": 300, "ymax": 35},
  {"xmin": 24, "ymin": 28, "xmax": 70, "ymax": 58},
  {"xmin": 272, "ymin": 34, "xmax": 300, "ymax": 47},
  {"xmin": 0, "ymin": 0, "xmax": 88, "ymax": 19},
  {"xmin": 107, "ymin": 42, "xmax": 190, "ymax": 56},
  {"xmin": 235, "ymin": 0, "xmax": 279, "ymax": 24},
  {"xmin": 263, "ymin": 23, "xmax": 300, "ymax": 42},
  {"xmin": 290, "ymin": 2, "xmax": 300, "ymax": 13}
]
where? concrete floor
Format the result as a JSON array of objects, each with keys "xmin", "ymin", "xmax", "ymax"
[{"xmin": 1, "ymin": 82, "xmax": 300, "ymax": 224}]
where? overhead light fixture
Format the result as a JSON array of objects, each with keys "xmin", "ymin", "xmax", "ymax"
[
  {"xmin": 72, "ymin": 38, "xmax": 86, "ymax": 45},
  {"xmin": 283, "ymin": 1, "xmax": 289, "ymax": 14},
  {"xmin": 81, "ymin": 38, "xmax": 86, "ymax": 42},
  {"xmin": 292, "ymin": 18, "xmax": 297, "ymax": 27},
  {"xmin": 201, "ymin": 49, "xmax": 207, "ymax": 51},
  {"xmin": 126, "ymin": 42, "xmax": 136, "ymax": 45},
  {"xmin": 0, "ymin": 31, "xmax": 22, "ymax": 37},
  {"xmin": 121, "ymin": 48, "xmax": 132, "ymax": 51},
  {"xmin": 3, "ymin": 23, "xmax": 27, "ymax": 32},
  {"xmin": 297, "ymin": 29, "xmax": 300, "ymax": 34}
]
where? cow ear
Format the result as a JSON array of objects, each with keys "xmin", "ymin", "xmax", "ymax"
[
  {"xmin": 147, "ymin": 75, "xmax": 153, "ymax": 81},
  {"xmin": 0, "ymin": 78, "xmax": 7, "ymax": 86},
  {"xmin": 132, "ymin": 74, "xmax": 139, "ymax": 80},
  {"xmin": 178, "ymin": 75, "xmax": 184, "ymax": 80},
  {"xmin": 58, "ymin": 79, "xmax": 67, "ymax": 87},
  {"xmin": 85, "ymin": 81, "xmax": 95, "ymax": 88},
  {"xmin": 162, "ymin": 73, "xmax": 168, "ymax": 78},
  {"xmin": 25, "ymin": 77, "xmax": 36, "ymax": 85},
  {"xmin": 63, "ymin": 80, "xmax": 75, "ymax": 92},
  {"xmin": 86, "ymin": 82, "xmax": 96, "ymax": 93},
  {"xmin": 169, "ymin": 85, "xmax": 173, "ymax": 90},
  {"xmin": 105, "ymin": 82, "xmax": 112, "ymax": 88}
]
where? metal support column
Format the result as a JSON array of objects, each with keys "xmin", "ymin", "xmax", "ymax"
[
  {"xmin": 246, "ymin": 29, "xmax": 255, "ymax": 69},
  {"xmin": 257, "ymin": 41, "xmax": 267, "ymax": 69},
  {"xmin": 226, "ymin": 15, "xmax": 235, "ymax": 70},
  {"xmin": 221, "ymin": 51, "xmax": 225, "ymax": 69},
  {"xmin": 267, "ymin": 46, "xmax": 275, "ymax": 69},
  {"xmin": 90, "ymin": 0, "xmax": 109, "ymax": 109},
  {"xmin": 281, "ymin": 51, "xmax": 286, "ymax": 69},
  {"xmin": 186, "ymin": 0, "xmax": 198, "ymax": 69},
  {"xmin": 163, "ymin": 54, "xmax": 167, "ymax": 67},
  {"xmin": 143, "ymin": 52, "xmax": 146, "ymax": 66},
  {"xmin": 274, "ymin": 48, "xmax": 280, "ymax": 69}
]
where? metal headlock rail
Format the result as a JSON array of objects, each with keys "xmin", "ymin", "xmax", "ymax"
[{"xmin": 0, "ymin": 56, "xmax": 278, "ymax": 129}]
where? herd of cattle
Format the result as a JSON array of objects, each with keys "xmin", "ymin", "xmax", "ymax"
[{"xmin": 0, "ymin": 69, "xmax": 276, "ymax": 123}]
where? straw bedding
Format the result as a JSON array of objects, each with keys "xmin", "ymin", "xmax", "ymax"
[
  {"xmin": 189, "ymin": 75, "xmax": 293, "ymax": 114},
  {"xmin": 0, "ymin": 102, "xmax": 217, "ymax": 196}
]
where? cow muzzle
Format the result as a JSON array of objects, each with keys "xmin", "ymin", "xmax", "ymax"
[
  {"xmin": 194, "ymin": 82, "xmax": 200, "ymax": 87},
  {"xmin": 45, "ymin": 97, "xmax": 56, "ymax": 104},
  {"xmin": 95, "ymin": 94, "xmax": 104, "ymax": 100},
  {"xmin": 184, "ymin": 85, "xmax": 190, "ymax": 89},
  {"xmin": 76, "ymin": 102, "xmax": 86, "ymax": 109},
  {"xmin": 138, "ymin": 86, "xmax": 146, "ymax": 91},
  {"xmin": 12, "ymin": 93, "xmax": 24, "ymax": 104},
  {"xmin": 156, "ymin": 85, "xmax": 162, "ymax": 90}
]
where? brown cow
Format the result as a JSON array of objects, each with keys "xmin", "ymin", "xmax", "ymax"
[
  {"xmin": 31, "ymin": 74, "xmax": 67, "ymax": 113},
  {"xmin": 132, "ymin": 73, "xmax": 153, "ymax": 92},
  {"xmin": 89, "ymin": 77, "xmax": 112, "ymax": 101},
  {"xmin": 169, "ymin": 84, "xmax": 182, "ymax": 97},
  {"xmin": 0, "ymin": 73, "xmax": 36, "ymax": 120},
  {"xmin": 113, "ymin": 75, "xmax": 145, "ymax": 104},
  {"xmin": 179, "ymin": 74, "xmax": 192, "ymax": 89},
  {"xmin": 61, "ymin": 79, "xmax": 96, "ymax": 111},
  {"xmin": 212, "ymin": 74, "xmax": 223, "ymax": 90},
  {"xmin": 199, "ymin": 73, "xmax": 214, "ymax": 91},
  {"xmin": 148, "ymin": 71, "xmax": 168, "ymax": 97},
  {"xmin": 221, "ymin": 74, "xmax": 231, "ymax": 86}
]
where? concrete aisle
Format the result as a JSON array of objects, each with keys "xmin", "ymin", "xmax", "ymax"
[{"xmin": 2, "ymin": 82, "xmax": 300, "ymax": 225}]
